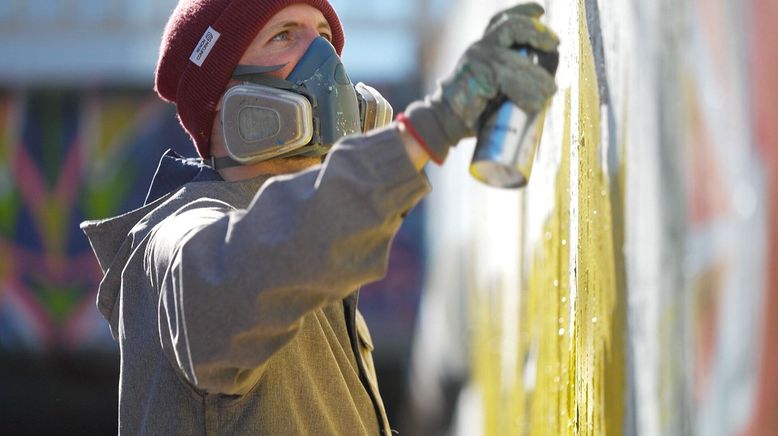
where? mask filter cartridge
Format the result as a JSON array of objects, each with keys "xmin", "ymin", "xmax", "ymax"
[{"xmin": 221, "ymin": 84, "xmax": 314, "ymax": 163}]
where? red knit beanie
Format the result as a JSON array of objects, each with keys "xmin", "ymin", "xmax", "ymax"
[{"xmin": 154, "ymin": 0, "xmax": 345, "ymax": 158}]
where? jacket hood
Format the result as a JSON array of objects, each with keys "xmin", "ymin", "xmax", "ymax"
[
  {"xmin": 81, "ymin": 200, "xmax": 168, "ymax": 338},
  {"xmin": 81, "ymin": 150, "xmax": 221, "ymax": 338}
]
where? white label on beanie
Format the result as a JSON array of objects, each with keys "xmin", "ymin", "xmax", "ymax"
[{"xmin": 190, "ymin": 26, "xmax": 221, "ymax": 67}]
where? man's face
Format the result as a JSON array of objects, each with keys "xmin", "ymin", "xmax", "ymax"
[
  {"xmin": 239, "ymin": 4, "xmax": 334, "ymax": 79},
  {"xmin": 210, "ymin": 4, "xmax": 335, "ymax": 163}
]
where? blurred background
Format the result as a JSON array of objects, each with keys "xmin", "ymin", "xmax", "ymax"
[{"xmin": 1, "ymin": 0, "xmax": 777, "ymax": 435}]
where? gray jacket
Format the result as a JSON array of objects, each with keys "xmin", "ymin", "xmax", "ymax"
[{"xmin": 81, "ymin": 127, "xmax": 430, "ymax": 435}]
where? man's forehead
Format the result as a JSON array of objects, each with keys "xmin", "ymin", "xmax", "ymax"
[{"xmin": 260, "ymin": 4, "xmax": 331, "ymax": 32}]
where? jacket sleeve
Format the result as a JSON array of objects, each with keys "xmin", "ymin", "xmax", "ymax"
[{"xmin": 144, "ymin": 126, "xmax": 430, "ymax": 395}]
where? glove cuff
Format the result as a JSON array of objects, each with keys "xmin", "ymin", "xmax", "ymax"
[
  {"xmin": 395, "ymin": 112, "xmax": 442, "ymax": 164},
  {"xmin": 402, "ymin": 99, "xmax": 470, "ymax": 165}
]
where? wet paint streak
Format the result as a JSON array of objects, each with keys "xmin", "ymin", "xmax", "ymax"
[
  {"xmin": 470, "ymin": 88, "xmax": 574, "ymax": 435},
  {"xmin": 521, "ymin": 88, "xmax": 573, "ymax": 435},
  {"xmin": 570, "ymin": 1, "xmax": 625, "ymax": 432},
  {"xmin": 517, "ymin": 2, "xmax": 628, "ymax": 433},
  {"xmin": 470, "ymin": 0, "xmax": 630, "ymax": 432},
  {"xmin": 470, "ymin": 267, "xmax": 503, "ymax": 436}
]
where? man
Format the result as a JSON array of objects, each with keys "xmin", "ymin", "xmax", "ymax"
[{"xmin": 81, "ymin": 0, "xmax": 558, "ymax": 434}]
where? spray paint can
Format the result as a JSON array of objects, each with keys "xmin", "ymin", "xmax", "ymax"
[{"xmin": 470, "ymin": 48, "xmax": 559, "ymax": 189}]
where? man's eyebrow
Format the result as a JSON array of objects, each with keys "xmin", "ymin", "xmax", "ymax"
[{"xmin": 269, "ymin": 20, "xmax": 332, "ymax": 34}]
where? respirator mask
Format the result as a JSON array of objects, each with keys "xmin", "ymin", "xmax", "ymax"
[{"xmin": 212, "ymin": 37, "xmax": 393, "ymax": 170}]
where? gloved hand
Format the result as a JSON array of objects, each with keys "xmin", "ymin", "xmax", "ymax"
[{"xmin": 399, "ymin": 2, "xmax": 559, "ymax": 164}]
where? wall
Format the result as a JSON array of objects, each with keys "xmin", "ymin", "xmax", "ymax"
[{"xmin": 420, "ymin": 0, "xmax": 777, "ymax": 434}]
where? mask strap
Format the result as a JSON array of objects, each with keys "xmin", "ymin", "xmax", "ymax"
[
  {"xmin": 232, "ymin": 64, "xmax": 286, "ymax": 75},
  {"xmin": 209, "ymin": 155, "xmax": 245, "ymax": 170},
  {"xmin": 232, "ymin": 65, "xmax": 299, "ymax": 92}
]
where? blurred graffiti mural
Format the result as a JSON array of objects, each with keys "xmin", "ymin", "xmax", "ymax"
[
  {"xmin": 0, "ymin": 90, "xmax": 194, "ymax": 432},
  {"xmin": 0, "ymin": 90, "xmax": 191, "ymax": 353},
  {"xmin": 420, "ymin": 0, "xmax": 777, "ymax": 434}
]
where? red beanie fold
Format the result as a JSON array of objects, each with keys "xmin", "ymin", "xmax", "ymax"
[{"xmin": 154, "ymin": 0, "xmax": 344, "ymax": 158}]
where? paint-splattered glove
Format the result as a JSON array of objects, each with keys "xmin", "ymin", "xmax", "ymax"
[{"xmin": 399, "ymin": 2, "xmax": 559, "ymax": 164}]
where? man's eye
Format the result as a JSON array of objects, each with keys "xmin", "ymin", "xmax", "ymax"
[{"xmin": 271, "ymin": 31, "xmax": 289, "ymax": 41}]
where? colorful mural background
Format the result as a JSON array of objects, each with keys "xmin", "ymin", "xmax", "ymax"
[
  {"xmin": 417, "ymin": 0, "xmax": 778, "ymax": 434},
  {"xmin": 0, "ymin": 89, "xmax": 196, "ymax": 433},
  {"xmin": 0, "ymin": 91, "xmax": 191, "ymax": 352}
]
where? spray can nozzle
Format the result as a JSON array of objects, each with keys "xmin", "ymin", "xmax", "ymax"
[{"xmin": 470, "ymin": 46, "xmax": 559, "ymax": 189}]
